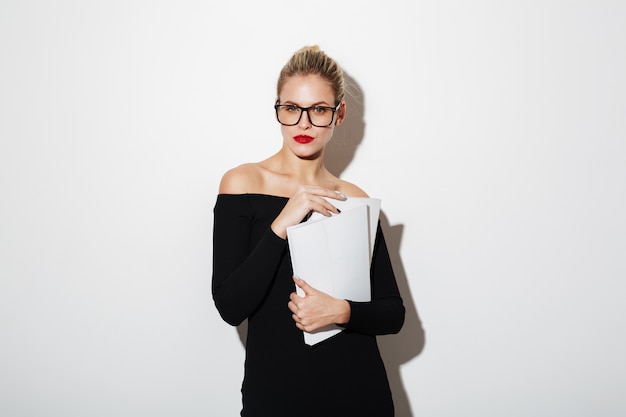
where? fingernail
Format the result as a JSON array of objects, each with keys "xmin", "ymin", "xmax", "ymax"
[{"xmin": 335, "ymin": 191, "xmax": 347, "ymax": 200}]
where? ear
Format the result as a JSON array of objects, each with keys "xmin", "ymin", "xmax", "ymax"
[{"xmin": 334, "ymin": 101, "xmax": 347, "ymax": 126}]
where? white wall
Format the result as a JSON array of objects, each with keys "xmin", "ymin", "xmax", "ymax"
[{"xmin": 1, "ymin": 1, "xmax": 625, "ymax": 416}]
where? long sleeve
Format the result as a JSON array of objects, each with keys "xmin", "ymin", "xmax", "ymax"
[
  {"xmin": 212, "ymin": 194, "xmax": 288, "ymax": 326},
  {"xmin": 344, "ymin": 224, "xmax": 405, "ymax": 335}
]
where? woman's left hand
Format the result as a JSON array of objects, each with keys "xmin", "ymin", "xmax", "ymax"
[{"xmin": 288, "ymin": 276, "xmax": 351, "ymax": 333}]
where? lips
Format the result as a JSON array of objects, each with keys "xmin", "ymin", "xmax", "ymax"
[{"xmin": 293, "ymin": 135, "xmax": 314, "ymax": 144}]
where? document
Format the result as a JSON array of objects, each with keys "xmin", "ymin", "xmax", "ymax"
[{"xmin": 286, "ymin": 197, "xmax": 381, "ymax": 345}]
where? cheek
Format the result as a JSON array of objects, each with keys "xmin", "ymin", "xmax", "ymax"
[
  {"xmin": 322, "ymin": 127, "xmax": 336, "ymax": 140},
  {"xmin": 280, "ymin": 125, "xmax": 292, "ymax": 139}
]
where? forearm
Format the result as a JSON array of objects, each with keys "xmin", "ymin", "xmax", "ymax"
[
  {"xmin": 344, "ymin": 297, "xmax": 405, "ymax": 335},
  {"xmin": 213, "ymin": 227, "xmax": 287, "ymax": 326}
]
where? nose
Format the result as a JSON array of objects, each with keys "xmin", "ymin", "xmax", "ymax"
[{"xmin": 298, "ymin": 109, "xmax": 312, "ymax": 129}]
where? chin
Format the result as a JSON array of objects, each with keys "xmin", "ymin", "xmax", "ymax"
[{"xmin": 295, "ymin": 149, "xmax": 324, "ymax": 160}]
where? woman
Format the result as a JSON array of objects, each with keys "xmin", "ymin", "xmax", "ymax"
[{"xmin": 212, "ymin": 45, "xmax": 405, "ymax": 416}]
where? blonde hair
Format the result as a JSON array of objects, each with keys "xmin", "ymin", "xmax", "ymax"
[{"xmin": 276, "ymin": 45, "xmax": 345, "ymax": 105}]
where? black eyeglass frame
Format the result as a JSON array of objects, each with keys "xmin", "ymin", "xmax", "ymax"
[{"xmin": 273, "ymin": 103, "xmax": 341, "ymax": 127}]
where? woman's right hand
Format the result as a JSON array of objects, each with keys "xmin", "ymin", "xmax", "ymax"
[{"xmin": 271, "ymin": 186, "xmax": 346, "ymax": 239}]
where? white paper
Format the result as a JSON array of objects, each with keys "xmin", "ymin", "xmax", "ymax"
[
  {"xmin": 286, "ymin": 197, "xmax": 381, "ymax": 345},
  {"xmin": 307, "ymin": 197, "xmax": 381, "ymax": 263}
]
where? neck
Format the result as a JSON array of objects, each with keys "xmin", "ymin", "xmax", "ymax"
[{"xmin": 273, "ymin": 148, "xmax": 329, "ymax": 183}]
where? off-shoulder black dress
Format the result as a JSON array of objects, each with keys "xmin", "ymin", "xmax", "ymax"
[{"xmin": 212, "ymin": 194, "xmax": 405, "ymax": 417}]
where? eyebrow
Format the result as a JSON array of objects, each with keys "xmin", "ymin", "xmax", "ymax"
[{"xmin": 280, "ymin": 100, "xmax": 334, "ymax": 107}]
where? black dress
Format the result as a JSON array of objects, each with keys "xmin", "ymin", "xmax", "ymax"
[{"xmin": 212, "ymin": 194, "xmax": 405, "ymax": 417}]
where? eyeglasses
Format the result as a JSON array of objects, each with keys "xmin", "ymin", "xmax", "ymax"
[{"xmin": 274, "ymin": 103, "xmax": 340, "ymax": 127}]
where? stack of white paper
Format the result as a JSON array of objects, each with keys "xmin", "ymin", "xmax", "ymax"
[{"xmin": 286, "ymin": 197, "xmax": 381, "ymax": 345}]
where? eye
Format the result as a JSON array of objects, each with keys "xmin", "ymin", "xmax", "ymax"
[
  {"xmin": 312, "ymin": 106, "xmax": 330, "ymax": 114},
  {"xmin": 285, "ymin": 105, "xmax": 300, "ymax": 113}
]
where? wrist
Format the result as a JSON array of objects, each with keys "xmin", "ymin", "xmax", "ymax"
[
  {"xmin": 270, "ymin": 220, "xmax": 287, "ymax": 239},
  {"xmin": 335, "ymin": 299, "xmax": 351, "ymax": 326}
]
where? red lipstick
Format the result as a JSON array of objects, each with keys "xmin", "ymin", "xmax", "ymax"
[{"xmin": 293, "ymin": 135, "xmax": 314, "ymax": 144}]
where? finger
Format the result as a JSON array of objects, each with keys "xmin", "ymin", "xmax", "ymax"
[
  {"xmin": 293, "ymin": 275, "xmax": 306, "ymax": 289},
  {"xmin": 329, "ymin": 190, "xmax": 348, "ymax": 201},
  {"xmin": 306, "ymin": 186, "xmax": 347, "ymax": 201},
  {"xmin": 293, "ymin": 275, "xmax": 314, "ymax": 295},
  {"xmin": 308, "ymin": 197, "xmax": 341, "ymax": 216},
  {"xmin": 288, "ymin": 187, "xmax": 343, "ymax": 218}
]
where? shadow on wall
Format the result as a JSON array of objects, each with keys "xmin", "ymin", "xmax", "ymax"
[
  {"xmin": 331, "ymin": 73, "xmax": 426, "ymax": 416},
  {"xmin": 378, "ymin": 211, "xmax": 426, "ymax": 417},
  {"xmin": 325, "ymin": 72, "xmax": 366, "ymax": 176},
  {"xmin": 236, "ymin": 71, "xmax": 426, "ymax": 416}
]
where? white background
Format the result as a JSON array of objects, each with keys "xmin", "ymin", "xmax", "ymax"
[{"xmin": 1, "ymin": 1, "xmax": 625, "ymax": 416}]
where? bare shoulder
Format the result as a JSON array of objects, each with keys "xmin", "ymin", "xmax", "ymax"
[
  {"xmin": 218, "ymin": 163, "xmax": 263, "ymax": 194},
  {"xmin": 338, "ymin": 179, "xmax": 369, "ymax": 198}
]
